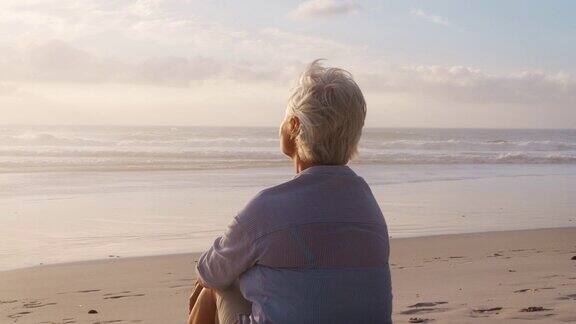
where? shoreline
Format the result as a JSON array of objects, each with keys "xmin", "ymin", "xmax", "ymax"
[
  {"xmin": 3, "ymin": 165, "xmax": 575, "ymax": 273},
  {"xmin": 2, "ymin": 161, "xmax": 576, "ymax": 174},
  {"xmin": 2, "ymin": 225, "xmax": 574, "ymax": 273},
  {"xmin": 2, "ymin": 227, "xmax": 575, "ymax": 323}
]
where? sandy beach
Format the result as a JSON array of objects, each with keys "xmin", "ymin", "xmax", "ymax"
[
  {"xmin": 1, "ymin": 227, "xmax": 575, "ymax": 323},
  {"xmin": 2, "ymin": 0, "xmax": 576, "ymax": 321}
]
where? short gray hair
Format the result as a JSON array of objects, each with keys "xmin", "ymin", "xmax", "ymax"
[{"xmin": 286, "ymin": 60, "xmax": 366, "ymax": 165}]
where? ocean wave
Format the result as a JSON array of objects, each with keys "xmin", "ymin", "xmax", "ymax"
[
  {"xmin": 0, "ymin": 147, "xmax": 279, "ymax": 159},
  {"xmin": 0, "ymin": 133, "xmax": 109, "ymax": 146},
  {"xmin": 0, "ymin": 158, "xmax": 287, "ymax": 172},
  {"xmin": 2, "ymin": 133, "xmax": 575, "ymax": 152},
  {"xmin": 0, "ymin": 133, "xmax": 279, "ymax": 147},
  {"xmin": 1, "ymin": 151, "xmax": 575, "ymax": 173},
  {"xmin": 1, "ymin": 127, "xmax": 575, "ymax": 172},
  {"xmin": 361, "ymin": 139, "xmax": 576, "ymax": 151},
  {"xmin": 358, "ymin": 151, "xmax": 576, "ymax": 164}
]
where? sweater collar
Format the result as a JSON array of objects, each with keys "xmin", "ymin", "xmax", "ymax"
[{"xmin": 296, "ymin": 164, "xmax": 357, "ymax": 178}]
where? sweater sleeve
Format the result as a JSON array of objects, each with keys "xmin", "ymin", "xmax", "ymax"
[{"xmin": 196, "ymin": 216, "xmax": 257, "ymax": 291}]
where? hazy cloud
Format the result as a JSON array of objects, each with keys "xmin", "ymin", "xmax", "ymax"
[
  {"xmin": 410, "ymin": 8, "xmax": 452, "ymax": 27},
  {"xmin": 359, "ymin": 64, "xmax": 576, "ymax": 106},
  {"xmin": 0, "ymin": 0, "xmax": 574, "ymax": 127},
  {"xmin": 288, "ymin": 0, "xmax": 361, "ymax": 20},
  {"xmin": 0, "ymin": 39, "xmax": 306, "ymax": 87},
  {"xmin": 2, "ymin": 38, "xmax": 575, "ymax": 108},
  {"xmin": 26, "ymin": 40, "xmax": 117, "ymax": 83},
  {"xmin": 0, "ymin": 82, "xmax": 18, "ymax": 95},
  {"xmin": 135, "ymin": 56, "xmax": 222, "ymax": 86}
]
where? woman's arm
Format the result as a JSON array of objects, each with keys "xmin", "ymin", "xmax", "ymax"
[{"xmin": 195, "ymin": 216, "xmax": 257, "ymax": 291}]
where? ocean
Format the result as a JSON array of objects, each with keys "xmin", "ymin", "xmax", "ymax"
[
  {"xmin": 1, "ymin": 126, "xmax": 575, "ymax": 270},
  {"xmin": 1, "ymin": 126, "xmax": 575, "ymax": 172}
]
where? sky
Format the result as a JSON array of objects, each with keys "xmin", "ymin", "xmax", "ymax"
[{"xmin": 0, "ymin": 0, "xmax": 575, "ymax": 128}]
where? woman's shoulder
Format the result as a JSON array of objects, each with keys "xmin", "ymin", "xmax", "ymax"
[
  {"xmin": 239, "ymin": 177, "xmax": 302, "ymax": 215},
  {"xmin": 233, "ymin": 176, "xmax": 311, "ymax": 235}
]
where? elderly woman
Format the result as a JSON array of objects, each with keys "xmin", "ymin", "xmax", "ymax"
[{"xmin": 188, "ymin": 61, "xmax": 392, "ymax": 324}]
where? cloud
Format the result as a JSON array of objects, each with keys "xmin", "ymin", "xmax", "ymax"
[
  {"xmin": 0, "ymin": 39, "xmax": 307, "ymax": 87},
  {"xmin": 0, "ymin": 0, "xmax": 574, "ymax": 119},
  {"xmin": 0, "ymin": 82, "xmax": 19, "ymax": 95},
  {"xmin": 0, "ymin": 0, "xmax": 360, "ymax": 85},
  {"xmin": 135, "ymin": 56, "xmax": 222, "ymax": 86},
  {"xmin": 2, "ymin": 38, "xmax": 575, "ymax": 109},
  {"xmin": 358, "ymin": 64, "xmax": 576, "ymax": 106},
  {"xmin": 26, "ymin": 40, "xmax": 116, "ymax": 82},
  {"xmin": 288, "ymin": 0, "xmax": 361, "ymax": 20},
  {"xmin": 410, "ymin": 8, "xmax": 452, "ymax": 27}
]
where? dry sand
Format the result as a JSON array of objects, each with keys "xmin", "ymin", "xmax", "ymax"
[{"xmin": 1, "ymin": 227, "xmax": 575, "ymax": 323}]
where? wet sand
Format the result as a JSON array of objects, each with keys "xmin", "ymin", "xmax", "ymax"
[
  {"xmin": 3, "ymin": 165, "xmax": 576, "ymax": 271},
  {"xmin": 1, "ymin": 227, "xmax": 575, "ymax": 323}
]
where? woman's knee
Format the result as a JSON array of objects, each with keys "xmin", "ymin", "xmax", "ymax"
[
  {"xmin": 214, "ymin": 285, "xmax": 251, "ymax": 324},
  {"xmin": 188, "ymin": 287, "xmax": 218, "ymax": 324}
]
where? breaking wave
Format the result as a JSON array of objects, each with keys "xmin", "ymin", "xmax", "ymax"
[{"xmin": 1, "ymin": 126, "xmax": 575, "ymax": 172}]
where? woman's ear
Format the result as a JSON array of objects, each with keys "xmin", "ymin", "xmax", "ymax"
[
  {"xmin": 280, "ymin": 115, "xmax": 300, "ymax": 160},
  {"xmin": 289, "ymin": 116, "xmax": 300, "ymax": 139}
]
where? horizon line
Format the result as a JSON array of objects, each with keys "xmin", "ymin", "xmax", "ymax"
[{"xmin": 1, "ymin": 124, "xmax": 575, "ymax": 131}]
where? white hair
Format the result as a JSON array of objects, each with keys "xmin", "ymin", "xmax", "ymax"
[{"xmin": 286, "ymin": 60, "xmax": 366, "ymax": 165}]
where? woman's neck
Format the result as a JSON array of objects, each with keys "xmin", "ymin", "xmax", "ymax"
[{"xmin": 294, "ymin": 156, "xmax": 316, "ymax": 174}]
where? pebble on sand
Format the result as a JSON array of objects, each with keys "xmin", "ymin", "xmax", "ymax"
[{"xmin": 88, "ymin": 309, "xmax": 98, "ymax": 314}]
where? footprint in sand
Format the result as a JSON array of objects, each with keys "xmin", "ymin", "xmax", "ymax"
[
  {"xmin": 409, "ymin": 317, "xmax": 433, "ymax": 323},
  {"xmin": 513, "ymin": 309, "xmax": 556, "ymax": 321},
  {"xmin": 408, "ymin": 302, "xmax": 448, "ymax": 308},
  {"xmin": 473, "ymin": 307, "xmax": 502, "ymax": 313},
  {"xmin": 103, "ymin": 293, "xmax": 146, "ymax": 300},
  {"xmin": 58, "ymin": 289, "xmax": 102, "ymax": 295},
  {"xmin": 534, "ymin": 287, "xmax": 555, "ymax": 291},
  {"xmin": 7, "ymin": 311, "xmax": 31, "ymax": 319},
  {"xmin": 401, "ymin": 302, "xmax": 449, "ymax": 315},
  {"xmin": 77, "ymin": 289, "xmax": 101, "ymax": 293},
  {"xmin": 103, "ymin": 291, "xmax": 131, "ymax": 296},
  {"xmin": 23, "ymin": 300, "xmax": 57, "ymax": 308},
  {"xmin": 520, "ymin": 306, "xmax": 553, "ymax": 312},
  {"xmin": 539, "ymin": 274, "xmax": 562, "ymax": 279},
  {"xmin": 471, "ymin": 306, "xmax": 503, "ymax": 317},
  {"xmin": 169, "ymin": 284, "xmax": 194, "ymax": 288},
  {"xmin": 0, "ymin": 299, "xmax": 17, "ymax": 305},
  {"xmin": 557, "ymin": 293, "xmax": 576, "ymax": 300},
  {"xmin": 40, "ymin": 319, "xmax": 77, "ymax": 324},
  {"xmin": 514, "ymin": 287, "xmax": 555, "ymax": 293}
]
